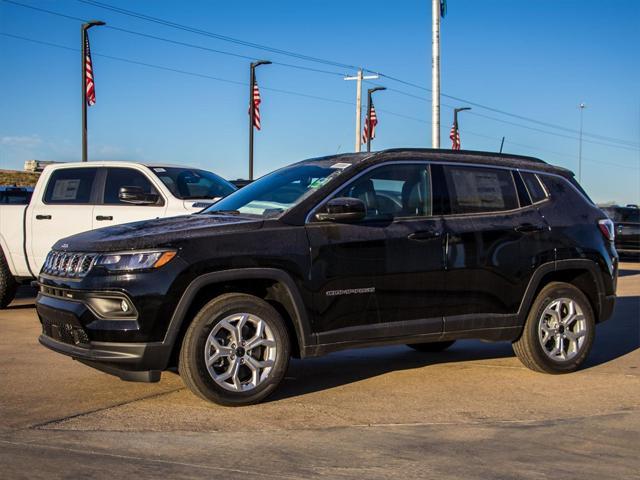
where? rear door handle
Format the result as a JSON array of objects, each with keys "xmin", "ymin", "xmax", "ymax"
[
  {"xmin": 35, "ymin": 214, "xmax": 51, "ymax": 220},
  {"xmin": 408, "ymin": 231, "xmax": 441, "ymax": 241},
  {"xmin": 96, "ymin": 215, "xmax": 113, "ymax": 221},
  {"xmin": 514, "ymin": 224, "xmax": 544, "ymax": 233}
]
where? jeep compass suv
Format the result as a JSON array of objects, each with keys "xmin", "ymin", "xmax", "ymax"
[{"xmin": 37, "ymin": 149, "xmax": 618, "ymax": 406}]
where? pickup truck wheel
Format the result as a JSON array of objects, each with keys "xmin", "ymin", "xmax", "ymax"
[
  {"xmin": 513, "ymin": 282, "xmax": 595, "ymax": 374},
  {"xmin": 179, "ymin": 293, "xmax": 290, "ymax": 406},
  {"xmin": 0, "ymin": 249, "xmax": 17, "ymax": 309},
  {"xmin": 407, "ymin": 340, "xmax": 456, "ymax": 352}
]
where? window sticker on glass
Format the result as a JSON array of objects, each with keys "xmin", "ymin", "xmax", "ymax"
[
  {"xmin": 331, "ymin": 162, "xmax": 352, "ymax": 170},
  {"xmin": 51, "ymin": 179, "xmax": 81, "ymax": 201},
  {"xmin": 308, "ymin": 177, "xmax": 329, "ymax": 189},
  {"xmin": 153, "ymin": 167, "xmax": 166, "ymax": 173}
]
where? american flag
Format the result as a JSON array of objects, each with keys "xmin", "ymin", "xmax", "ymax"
[
  {"xmin": 250, "ymin": 80, "xmax": 261, "ymax": 130},
  {"xmin": 450, "ymin": 120, "xmax": 460, "ymax": 150},
  {"xmin": 85, "ymin": 33, "xmax": 96, "ymax": 106},
  {"xmin": 362, "ymin": 102, "xmax": 378, "ymax": 144}
]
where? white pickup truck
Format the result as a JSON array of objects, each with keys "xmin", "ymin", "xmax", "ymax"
[{"xmin": 0, "ymin": 161, "xmax": 236, "ymax": 307}]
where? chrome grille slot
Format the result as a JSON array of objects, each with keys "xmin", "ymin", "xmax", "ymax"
[{"xmin": 42, "ymin": 251, "xmax": 96, "ymax": 278}]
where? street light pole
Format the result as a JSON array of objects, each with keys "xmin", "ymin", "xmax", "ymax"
[
  {"xmin": 366, "ymin": 87, "xmax": 386, "ymax": 152},
  {"xmin": 248, "ymin": 60, "xmax": 271, "ymax": 180},
  {"xmin": 344, "ymin": 69, "xmax": 379, "ymax": 152},
  {"xmin": 578, "ymin": 103, "xmax": 586, "ymax": 183},
  {"xmin": 81, "ymin": 20, "xmax": 105, "ymax": 162}
]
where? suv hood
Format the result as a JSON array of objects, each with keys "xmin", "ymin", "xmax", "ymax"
[{"xmin": 52, "ymin": 214, "xmax": 262, "ymax": 252}]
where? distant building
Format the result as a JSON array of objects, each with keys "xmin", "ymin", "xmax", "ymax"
[{"xmin": 24, "ymin": 160, "xmax": 61, "ymax": 173}]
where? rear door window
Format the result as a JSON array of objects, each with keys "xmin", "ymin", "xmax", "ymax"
[
  {"xmin": 443, "ymin": 166, "xmax": 519, "ymax": 214},
  {"xmin": 44, "ymin": 168, "xmax": 98, "ymax": 204}
]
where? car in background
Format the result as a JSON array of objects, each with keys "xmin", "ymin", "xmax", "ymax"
[
  {"xmin": 0, "ymin": 186, "xmax": 34, "ymax": 204},
  {"xmin": 602, "ymin": 205, "xmax": 640, "ymax": 257},
  {"xmin": 0, "ymin": 161, "xmax": 236, "ymax": 308}
]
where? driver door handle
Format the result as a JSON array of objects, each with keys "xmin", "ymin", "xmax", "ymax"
[
  {"xmin": 35, "ymin": 215, "xmax": 51, "ymax": 220},
  {"xmin": 96, "ymin": 215, "xmax": 113, "ymax": 221},
  {"xmin": 408, "ymin": 231, "xmax": 441, "ymax": 241}
]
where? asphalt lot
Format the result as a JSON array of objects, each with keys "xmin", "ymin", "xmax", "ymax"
[{"xmin": 1, "ymin": 263, "xmax": 639, "ymax": 479}]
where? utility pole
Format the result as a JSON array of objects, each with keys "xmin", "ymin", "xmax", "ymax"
[
  {"xmin": 248, "ymin": 60, "xmax": 271, "ymax": 180},
  {"xmin": 431, "ymin": 0, "xmax": 441, "ymax": 148},
  {"xmin": 499, "ymin": 136, "xmax": 505, "ymax": 153},
  {"xmin": 81, "ymin": 20, "xmax": 105, "ymax": 162},
  {"xmin": 344, "ymin": 69, "xmax": 378, "ymax": 152},
  {"xmin": 365, "ymin": 87, "xmax": 386, "ymax": 152},
  {"xmin": 578, "ymin": 103, "xmax": 586, "ymax": 183}
]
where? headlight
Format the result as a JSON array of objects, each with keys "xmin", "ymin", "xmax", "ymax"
[{"xmin": 95, "ymin": 250, "xmax": 177, "ymax": 272}]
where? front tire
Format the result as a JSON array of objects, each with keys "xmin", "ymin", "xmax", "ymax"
[
  {"xmin": 0, "ymin": 249, "xmax": 17, "ymax": 309},
  {"xmin": 179, "ymin": 293, "xmax": 290, "ymax": 406},
  {"xmin": 513, "ymin": 282, "xmax": 595, "ymax": 374}
]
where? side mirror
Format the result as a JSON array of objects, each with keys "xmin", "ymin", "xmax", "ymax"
[
  {"xmin": 118, "ymin": 186, "xmax": 159, "ymax": 205},
  {"xmin": 315, "ymin": 197, "xmax": 366, "ymax": 223}
]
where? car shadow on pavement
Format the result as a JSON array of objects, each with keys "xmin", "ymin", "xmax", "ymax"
[
  {"xmin": 271, "ymin": 296, "xmax": 640, "ymax": 402},
  {"xmin": 619, "ymin": 268, "xmax": 640, "ymax": 277},
  {"xmin": 272, "ymin": 340, "xmax": 516, "ymax": 402},
  {"xmin": 584, "ymin": 295, "xmax": 640, "ymax": 368}
]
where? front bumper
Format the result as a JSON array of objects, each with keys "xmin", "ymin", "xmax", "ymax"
[{"xmin": 37, "ymin": 292, "xmax": 172, "ymax": 382}]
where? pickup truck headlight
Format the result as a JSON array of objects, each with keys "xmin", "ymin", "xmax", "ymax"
[{"xmin": 95, "ymin": 250, "xmax": 177, "ymax": 272}]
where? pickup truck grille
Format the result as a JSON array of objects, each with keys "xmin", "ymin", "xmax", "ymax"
[{"xmin": 43, "ymin": 251, "xmax": 96, "ymax": 278}]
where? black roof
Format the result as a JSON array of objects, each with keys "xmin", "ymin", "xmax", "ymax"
[{"xmin": 300, "ymin": 148, "xmax": 574, "ymax": 178}]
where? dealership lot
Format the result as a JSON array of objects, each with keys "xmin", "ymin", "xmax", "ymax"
[{"xmin": 1, "ymin": 263, "xmax": 638, "ymax": 479}]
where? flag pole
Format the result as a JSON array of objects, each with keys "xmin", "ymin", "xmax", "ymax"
[
  {"xmin": 366, "ymin": 87, "xmax": 386, "ymax": 153},
  {"xmin": 81, "ymin": 20, "xmax": 105, "ymax": 163},
  {"xmin": 431, "ymin": 0, "xmax": 441, "ymax": 148},
  {"xmin": 248, "ymin": 60, "xmax": 270, "ymax": 180}
]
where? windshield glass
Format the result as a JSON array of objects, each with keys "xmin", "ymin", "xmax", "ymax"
[
  {"xmin": 149, "ymin": 167, "xmax": 236, "ymax": 200},
  {"xmin": 203, "ymin": 163, "xmax": 346, "ymax": 217}
]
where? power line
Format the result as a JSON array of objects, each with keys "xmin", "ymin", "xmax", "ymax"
[
  {"xmin": 378, "ymin": 73, "xmax": 639, "ymax": 149},
  {"xmin": 76, "ymin": 0, "xmax": 365, "ymax": 72},
  {"xmin": 368, "ymin": 82, "xmax": 640, "ymax": 153},
  {"xmin": 5, "ymin": 0, "xmax": 638, "ymax": 150},
  {"xmin": 0, "ymin": 0, "xmax": 346, "ymax": 77}
]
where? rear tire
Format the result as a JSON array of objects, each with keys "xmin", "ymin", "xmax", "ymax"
[
  {"xmin": 408, "ymin": 340, "xmax": 456, "ymax": 352},
  {"xmin": 513, "ymin": 282, "xmax": 595, "ymax": 374},
  {"xmin": 179, "ymin": 293, "xmax": 290, "ymax": 406},
  {"xmin": 0, "ymin": 249, "xmax": 17, "ymax": 309}
]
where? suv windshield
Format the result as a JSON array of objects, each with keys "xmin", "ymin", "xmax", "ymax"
[
  {"xmin": 204, "ymin": 163, "xmax": 347, "ymax": 217},
  {"xmin": 149, "ymin": 167, "xmax": 236, "ymax": 200}
]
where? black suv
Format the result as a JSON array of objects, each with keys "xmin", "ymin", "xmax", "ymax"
[
  {"xmin": 601, "ymin": 205, "xmax": 640, "ymax": 257},
  {"xmin": 37, "ymin": 149, "xmax": 618, "ymax": 406}
]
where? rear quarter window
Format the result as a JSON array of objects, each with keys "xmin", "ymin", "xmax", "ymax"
[{"xmin": 521, "ymin": 172, "xmax": 548, "ymax": 203}]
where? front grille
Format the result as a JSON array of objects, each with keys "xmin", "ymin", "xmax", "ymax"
[
  {"xmin": 43, "ymin": 251, "xmax": 96, "ymax": 278},
  {"xmin": 41, "ymin": 317, "xmax": 90, "ymax": 346}
]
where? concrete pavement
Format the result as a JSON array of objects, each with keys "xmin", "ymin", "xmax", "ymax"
[{"xmin": 1, "ymin": 263, "xmax": 638, "ymax": 479}]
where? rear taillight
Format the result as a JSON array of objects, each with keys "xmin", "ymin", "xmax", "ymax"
[{"xmin": 598, "ymin": 218, "xmax": 615, "ymax": 242}]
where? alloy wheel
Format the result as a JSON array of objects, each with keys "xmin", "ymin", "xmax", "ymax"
[
  {"xmin": 204, "ymin": 313, "xmax": 277, "ymax": 392},
  {"xmin": 537, "ymin": 297, "xmax": 588, "ymax": 362}
]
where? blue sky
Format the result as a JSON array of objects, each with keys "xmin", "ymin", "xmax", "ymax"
[{"xmin": 1, "ymin": 0, "xmax": 638, "ymax": 204}]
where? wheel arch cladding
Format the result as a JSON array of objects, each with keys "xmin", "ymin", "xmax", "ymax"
[{"xmin": 166, "ymin": 269, "xmax": 311, "ymax": 367}]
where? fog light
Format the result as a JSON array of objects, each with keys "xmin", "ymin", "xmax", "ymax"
[
  {"xmin": 84, "ymin": 295, "xmax": 138, "ymax": 319},
  {"xmin": 121, "ymin": 300, "xmax": 130, "ymax": 313}
]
